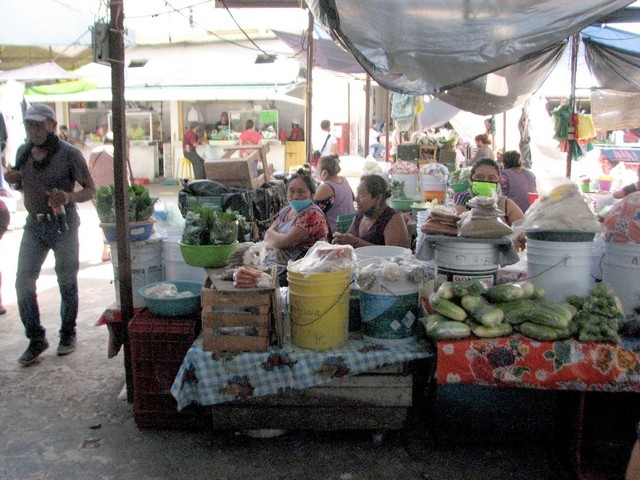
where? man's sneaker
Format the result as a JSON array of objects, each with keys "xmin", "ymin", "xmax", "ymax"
[
  {"xmin": 57, "ymin": 335, "xmax": 77, "ymax": 356},
  {"xmin": 18, "ymin": 338, "xmax": 50, "ymax": 366}
]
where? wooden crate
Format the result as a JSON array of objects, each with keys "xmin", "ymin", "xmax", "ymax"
[
  {"xmin": 204, "ymin": 144, "xmax": 270, "ymax": 189},
  {"xmin": 200, "ymin": 265, "xmax": 282, "ymax": 352}
]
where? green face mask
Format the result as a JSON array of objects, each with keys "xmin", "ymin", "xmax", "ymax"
[{"xmin": 471, "ymin": 181, "xmax": 498, "ymax": 197}]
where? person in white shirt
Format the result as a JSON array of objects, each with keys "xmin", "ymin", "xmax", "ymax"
[
  {"xmin": 314, "ymin": 119, "xmax": 338, "ymax": 157},
  {"xmin": 368, "ymin": 124, "xmax": 384, "ymax": 157}
]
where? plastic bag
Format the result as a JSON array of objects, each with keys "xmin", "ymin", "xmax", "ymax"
[
  {"xmin": 356, "ymin": 256, "xmax": 426, "ymax": 292},
  {"xmin": 287, "ymin": 241, "xmax": 355, "ymax": 274},
  {"xmin": 516, "ymin": 180, "xmax": 601, "ymax": 234},
  {"xmin": 165, "ymin": 203, "xmax": 186, "ymax": 228}
]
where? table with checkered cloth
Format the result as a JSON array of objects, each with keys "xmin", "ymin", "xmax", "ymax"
[{"xmin": 171, "ymin": 333, "xmax": 433, "ymax": 411}]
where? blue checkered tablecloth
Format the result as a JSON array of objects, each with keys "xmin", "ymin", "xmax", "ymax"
[{"xmin": 171, "ymin": 333, "xmax": 434, "ymax": 410}]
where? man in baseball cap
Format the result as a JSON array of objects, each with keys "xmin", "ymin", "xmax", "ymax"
[
  {"xmin": 23, "ymin": 103, "xmax": 56, "ymax": 122},
  {"xmin": 4, "ymin": 103, "xmax": 96, "ymax": 365}
]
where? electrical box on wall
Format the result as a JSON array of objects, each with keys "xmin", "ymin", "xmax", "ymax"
[{"xmin": 92, "ymin": 22, "xmax": 110, "ymax": 65}]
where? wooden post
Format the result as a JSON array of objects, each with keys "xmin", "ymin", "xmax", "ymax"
[
  {"xmin": 566, "ymin": 32, "xmax": 580, "ymax": 179},
  {"xmin": 365, "ymin": 74, "xmax": 371, "ymax": 156},
  {"xmin": 305, "ymin": 11, "xmax": 314, "ymax": 164},
  {"xmin": 109, "ymin": 0, "xmax": 134, "ymax": 402}
]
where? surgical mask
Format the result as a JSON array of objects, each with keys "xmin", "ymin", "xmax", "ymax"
[
  {"xmin": 364, "ymin": 206, "xmax": 377, "ymax": 217},
  {"xmin": 289, "ymin": 198, "xmax": 312, "ymax": 212},
  {"xmin": 471, "ymin": 181, "xmax": 498, "ymax": 197}
]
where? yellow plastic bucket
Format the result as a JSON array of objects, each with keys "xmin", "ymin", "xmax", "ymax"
[{"xmin": 287, "ymin": 269, "xmax": 351, "ymax": 350}]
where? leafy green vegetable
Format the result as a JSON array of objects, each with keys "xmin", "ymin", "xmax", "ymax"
[
  {"xmin": 94, "ymin": 185, "xmax": 158, "ymax": 223},
  {"xmin": 181, "ymin": 206, "xmax": 245, "ymax": 245},
  {"xmin": 571, "ymin": 283, "xmax": 624, "ymax": 343},
  {"xmin": 390, "ymin": 180, "xmax": 406, "ymax": 199}
]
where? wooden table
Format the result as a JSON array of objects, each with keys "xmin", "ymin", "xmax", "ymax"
[
  {"xmin": 171, "ymin": 334, "xmax": 435, "ymax": 431},
  {"xmin": 434, "ymin": 334, "xmax": 640, "ymax": 479}
]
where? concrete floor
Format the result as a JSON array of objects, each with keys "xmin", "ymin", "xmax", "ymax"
[{"xmin": 0, "ymin": 181, "xmax": 633, "ymax": 479}]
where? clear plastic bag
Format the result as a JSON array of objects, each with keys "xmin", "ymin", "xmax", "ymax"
[
  {"xmin": 517, "ymin": 180, "xmax": 601, "ymax": 233},
  {"xmin": 287, "ymin": 241, "xmax": 356, "ymax": 273}
]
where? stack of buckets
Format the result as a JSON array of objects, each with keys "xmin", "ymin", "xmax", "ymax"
[
  {"xmin": 357, "ymin": 258, "xmax": 421, "ymax": 344},
  {"xmin": 287, "ymin": 268, "xmax": 351, "ymax": 350}
]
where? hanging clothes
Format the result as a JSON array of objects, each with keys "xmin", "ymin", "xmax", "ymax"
[{"xmin": 186, "ymin": 106, "xmax": 201, "ymax": 123}]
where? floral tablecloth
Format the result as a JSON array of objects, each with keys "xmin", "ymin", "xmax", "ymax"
[
  {"xmin": 171, "ymin": 334, "xmax": 434, "ymax": 411},
  {"xmin": 436, "ymin": 334, "xmax": 640, "ymax": 391}
]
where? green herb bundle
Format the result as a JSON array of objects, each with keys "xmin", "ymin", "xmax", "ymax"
[
  {"xmin": 182, "ymin": 206, "xmax": 246, "ymax": 245},
  {"xmin": 95, "ymin": 185, "xmax": 158, "ymax": 223}
]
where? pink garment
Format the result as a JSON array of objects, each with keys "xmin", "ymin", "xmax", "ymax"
[{"xmin": 239, "ymin": 129, "xmax": 262, "ymax": 157}]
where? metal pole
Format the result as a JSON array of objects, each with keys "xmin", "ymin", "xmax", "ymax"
[{"xmin": 110, "ymin": 0, "xmax": 134, "ymax": 402}]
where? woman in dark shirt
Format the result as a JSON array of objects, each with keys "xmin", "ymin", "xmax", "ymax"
[{"xmin": 332, "ymin": 174, "xmax": 409, "ymax": 248}]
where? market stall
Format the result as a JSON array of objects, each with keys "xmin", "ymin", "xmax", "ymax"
[{"xmin": 170, "ymin": 334, "xmax": 433, "ymax": 431}]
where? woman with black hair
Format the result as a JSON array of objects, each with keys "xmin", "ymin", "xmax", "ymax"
[
  {"xmin": 451, "ymin": 157, "xmax": 524, "ymax": 227},
  {"xmin": 262, "ymin": 170, "xmax": 329, "ymax": 285},
  {"xmin": 332, "ymin": 174, "xmax": 409, "ymax": 248}
]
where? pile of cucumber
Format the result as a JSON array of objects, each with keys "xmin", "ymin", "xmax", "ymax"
[{"xmin": 424, "ymin": 279, "xmax": 625, "ymax": 343}]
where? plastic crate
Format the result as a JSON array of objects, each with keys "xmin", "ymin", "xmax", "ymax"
[
  {"xmin": 335, "ymin": 213, "xmax": 356, "ymax": 233},
  {"xmin": 183, "ymin": 195, "xmax": 223, "ymax": 214},
  {"xmin": 129, "ymin": 309, "xmax": 205, "ymax": 428}
]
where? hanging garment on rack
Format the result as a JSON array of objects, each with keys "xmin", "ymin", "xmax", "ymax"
[{"xmin": 186, "ymin": 106, "xmax": 201, "ymax": 123}]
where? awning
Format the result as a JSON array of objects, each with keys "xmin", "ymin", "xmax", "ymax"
[
  {"xmin": 22, "ymin": 39, "xmax": 307, "ymax": 105},
  {"xmin": 0, "ymin": 61, "xmax": 76, "ymax": 82},
  {"xmin": 24, "ymin": 84, "xmax": 305, "ymax": 104}
]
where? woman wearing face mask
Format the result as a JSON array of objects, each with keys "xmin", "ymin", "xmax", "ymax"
[
  {"xmin": 332, "ymin": 174, "xmax": 410, "ymax": 248},
  {"xmin": 313, "ymin": 155, "xmax": 355, "ymax": 234},
  {"xmin": 451, "ymin": 157, "xmax": 524, "ymax": 226},
  {"xmin": 263, "ymin": 170, "xmax": 329, "ymax": 285}
]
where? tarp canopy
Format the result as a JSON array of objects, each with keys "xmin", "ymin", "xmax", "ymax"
[
  {"xmin": 273, "ymin": 26, "xmax": 365, "ymax": 74},
  {"xmin": 583, "ymin": 25, "xmax": 640, "ymax": 92},
  {"xmin": 307, "ymin": 0, "xmax": 633, "ymax": 95}
]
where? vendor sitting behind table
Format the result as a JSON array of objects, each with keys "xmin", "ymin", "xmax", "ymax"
[
  {"xmin": 262, "ymin": 170, "xmax": 329, "ymax": 286},
  {"xmin": 332, "ymin": 174, "xmax": 410, "ymax": 249},
  {"xmin": 451, "ymin": 157, "xmax": 524, "ymax": 226}
]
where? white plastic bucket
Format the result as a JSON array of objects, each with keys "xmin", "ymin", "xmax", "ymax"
[
  {"xmin": 526, "ymin": 239, "xmax": 594, "ymax": 303},
  {"xmin": 434, "ymin": 242, "xmax": 499, "ymax": 287},
  {"xmin": 602, "ymin": 241, "xmax": 640, "ymax": 316},
  {"xmin": 390, "ymin": 173, "xmax": 420, "ymax": 200},
  {"xmin": 110, "ymin": 239, "xmax": 164, "ymax": 308},
  {"xmin": 415, "ymin": 210, "xmax": 430, "ymax": 248},
  {"xmin": 357, "ymin": 258, "xmax": 420, "ymax": 344},
  {"xmin": 420, "ymin": 176, "xmax": 447, "ymax": 203},
  {"xmin": 355, "ymin": 245, "xmax": 412, "ymax": 262},
  {"xmin": 162, "ymin": 236, "xmax": 208, "ymax": 283}
]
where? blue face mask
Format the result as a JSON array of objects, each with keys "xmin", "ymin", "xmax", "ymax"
[
  {"xmin": 364, "ymin": 206, "xmax": 377, "ymax": 217},
  {"xmin": 289, "ymin": 198, "xmax": 312, "ymax": 212}
]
